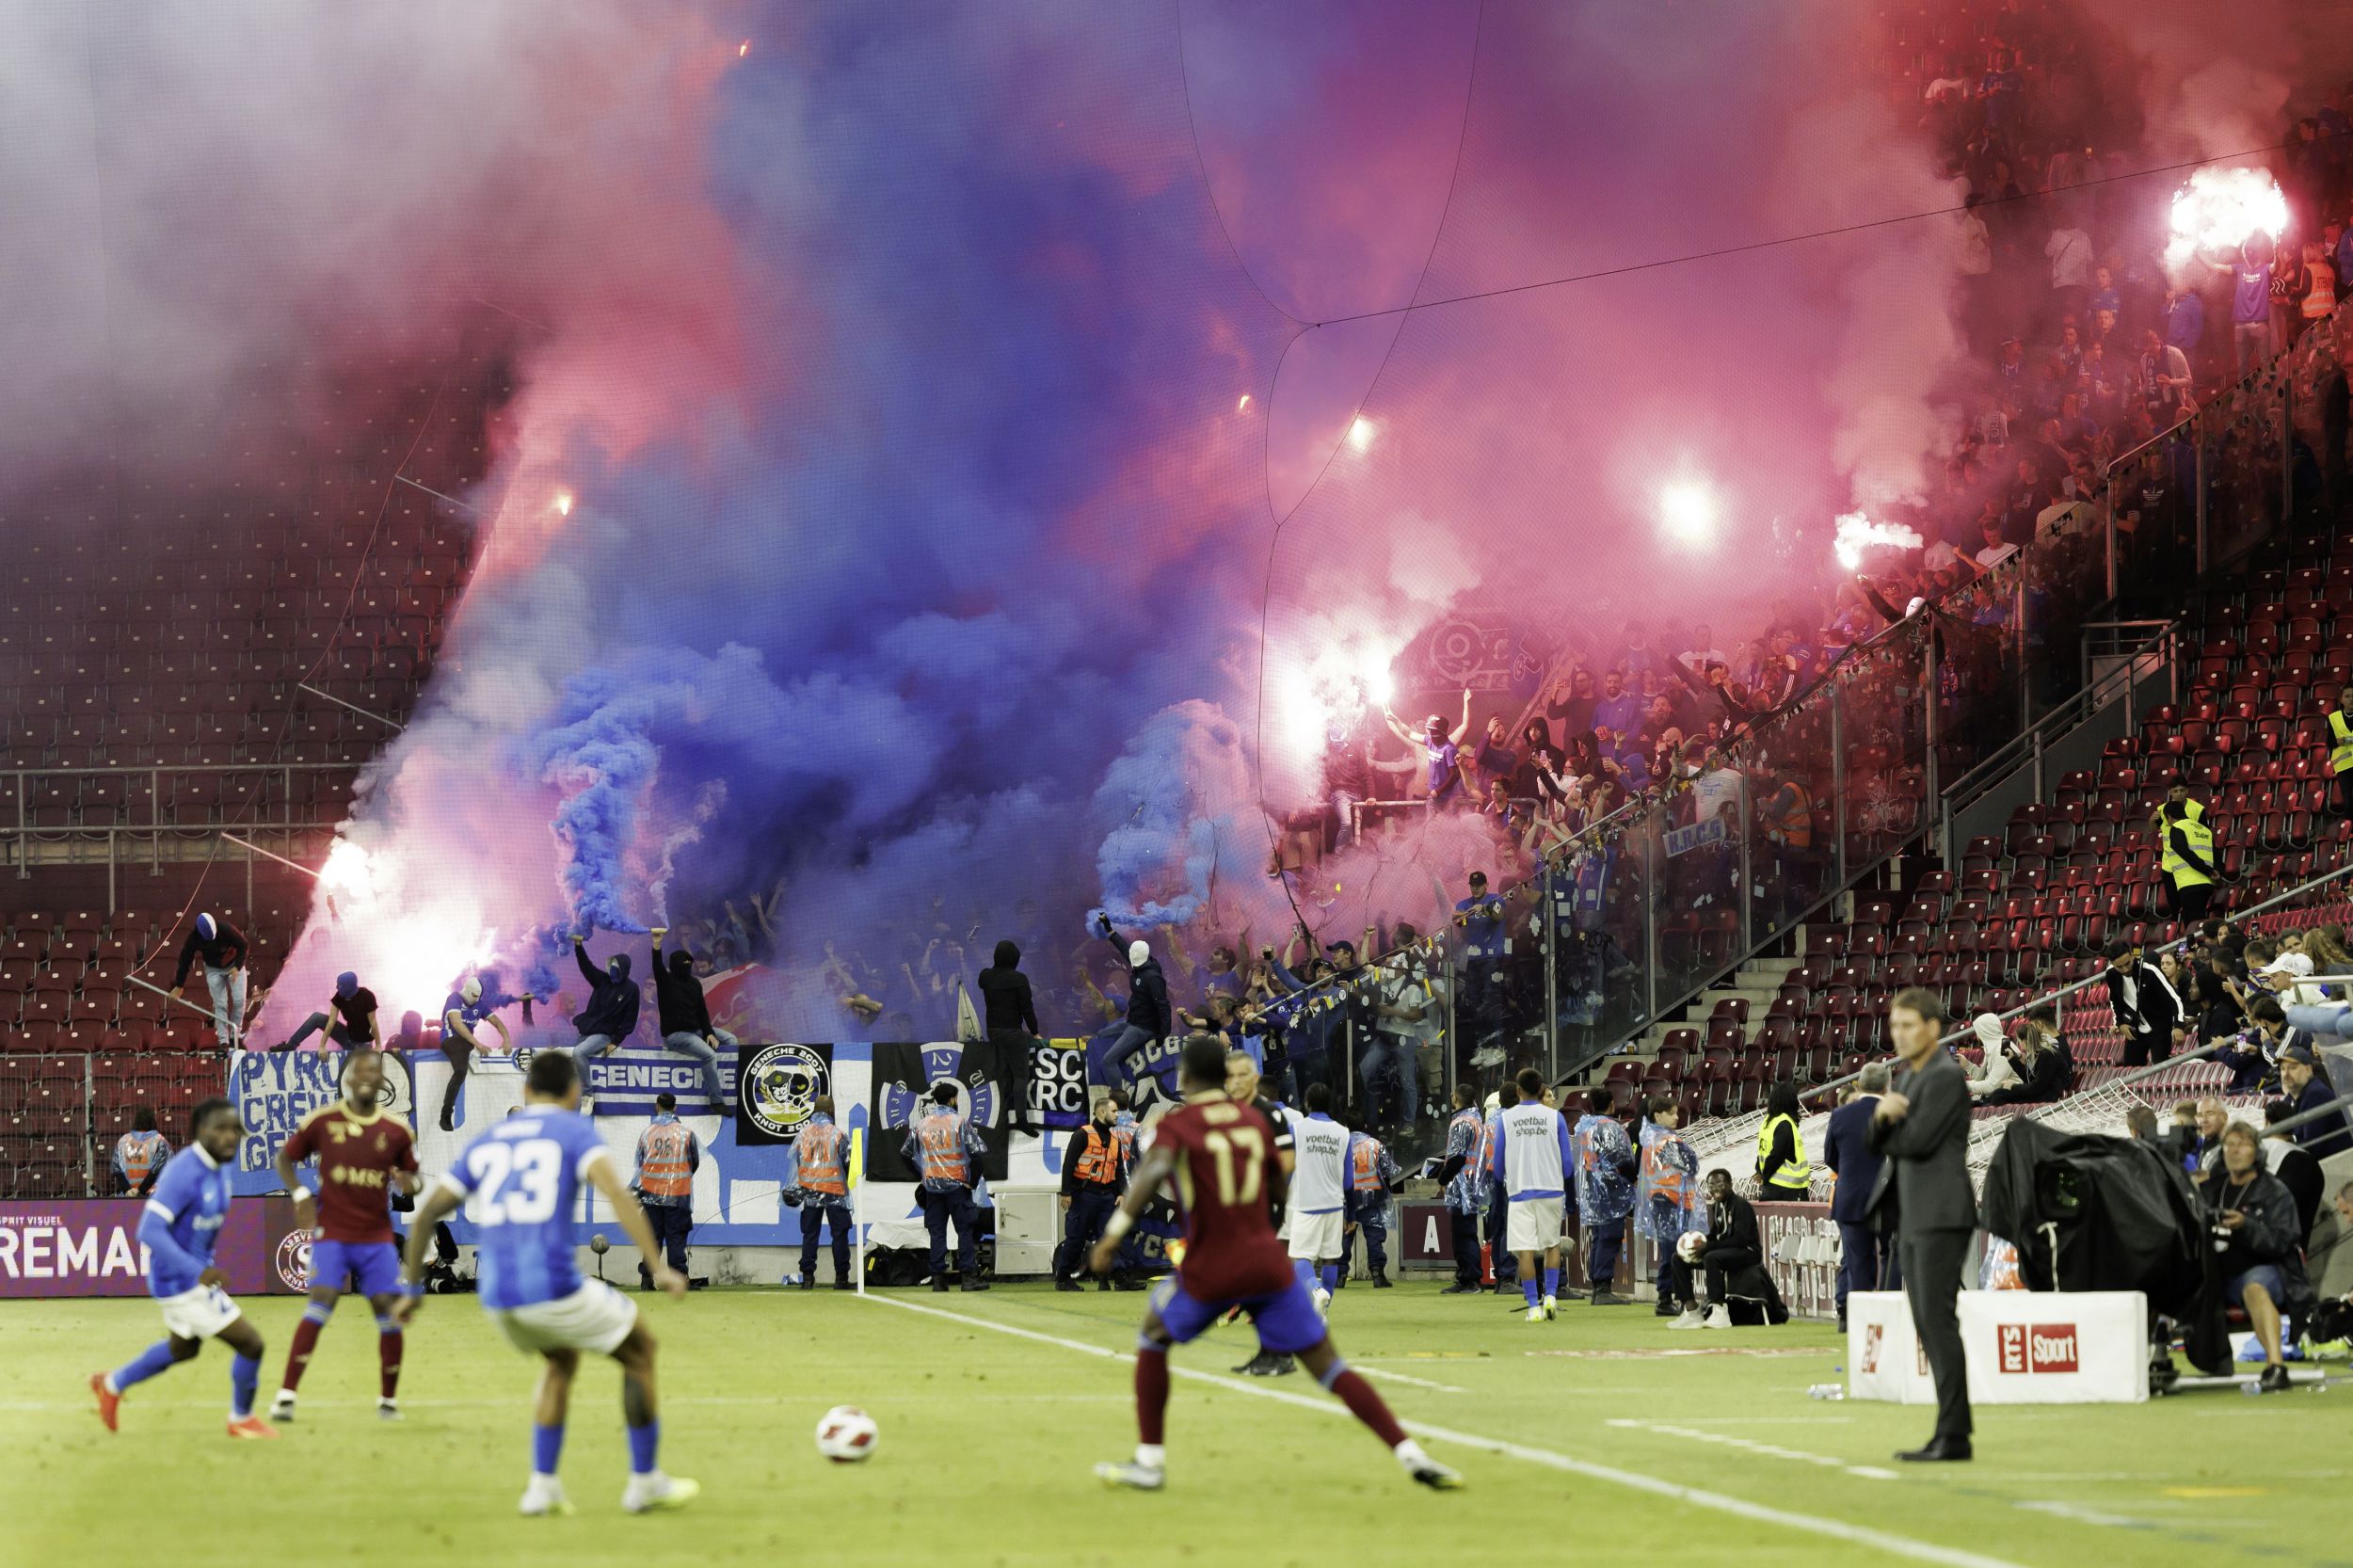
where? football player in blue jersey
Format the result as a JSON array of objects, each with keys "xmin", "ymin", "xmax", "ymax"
[{"xmin": 399, "ymin": 1050, "xmax": 695, "ymax": 1517}]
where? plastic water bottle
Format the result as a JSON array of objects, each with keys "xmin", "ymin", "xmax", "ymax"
[{"xmin": 1806, "ymin": 1384, "xmax": 1847, "ymax": 1400}]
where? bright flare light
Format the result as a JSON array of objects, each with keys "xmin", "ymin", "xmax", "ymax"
[
  {"xmin": 1237, "ymin": 393, "xmax": 1252, "ymax": 412},
  {"xmin": 553, "ymin": 490, "xmax": 574, "ymax": 516},
  {"xmin": 738, "ymin": 40, "xmax": 750, "ymax": 56},
  {"xmin": 1658, "ymin": 481, "xmax": 1721, "ymax": 550},
  {"xmin": 1277, "ymin": 635, "xmax": 1403, "ymax": 769},
  {"xmin": 2164, "ymin": 168, "xmax": 2288, "ymax": 272},
  {"xmin": 1347, "ymin": 416, "xmax": 1375, "ymax": 452},
  {"xmin": 320, "ymin": 839, "xmax": 375, "ymax": 901},
  {"xmin": 1832, "ymin": 510, "xmax": 1924, "ymax": 569}
]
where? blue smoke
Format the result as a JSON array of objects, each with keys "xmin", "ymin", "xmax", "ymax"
[{"xmin": 1085, "ymin": 701, "xmax": 1252, "ymax": 931}]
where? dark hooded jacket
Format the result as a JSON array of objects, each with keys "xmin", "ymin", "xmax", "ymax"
[
  {"xmin": 172, "ymin": 916, "xmax": 248, "ymax": 984},
  {"xmin": 977, "ymin": 939, "xmax": 1040, "ymax": 1035},
  {"xmin": 650, "ymin": 937, "xmax": 712, "ymax": 1037},
  {"xmin": 573, "ymin": 945, "xmax": 641, "ymax": 1040}
]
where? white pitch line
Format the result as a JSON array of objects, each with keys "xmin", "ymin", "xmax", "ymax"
[
  {"xmin": 1355, "ymin": 1366, "xmax": 1468, "ymax": 1394},
  {"xmin": 2014, "ymin": 1501, "xmax": 2152, "ymax": 1530},
  {"xmin": 866, "ymin": 1294, "xmax": 2029, "ymax": 1568},
  {"xmin": 1607, "ymin": 1418, "xmax": 1897, "ymax": 1481}
]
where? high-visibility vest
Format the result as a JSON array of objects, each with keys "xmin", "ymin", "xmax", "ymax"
[
  {"xmin": 918, "ymin": 1112, "xmax": 973, "ymax": 1184},
  {"xmin": 795, "ymin": 1120, "xmax": 848, "ymax": 1197},
  {"xmin": 637, "ymin": 1121, "xmax": 695, "ymax": 1199},
  {"xmin": 1757, "ymin": 1112, "xmax": 1812, "ymax": 1192},
  {"xmin": 2158, "ymin": 802, "xmax": 2215, "ymax": 889},
  {"xmin": 1350, "ymin": 1135, "xmax": 1386, "ymax": 1192},
  {"xmin": 117, "ymin": 1130, "xmax": 166, "ymax": 1187},
  {"xmin": 1070, "ymin": 1123, "xmax": 1121, "ymax": 1187},
  {"xmin": 2331, "ymin": 711, "xmax": 2353, "ymax": 776},
  {"xmin": 1762, "ymin": 781, "xmax": 1814, "ymax": 848}
]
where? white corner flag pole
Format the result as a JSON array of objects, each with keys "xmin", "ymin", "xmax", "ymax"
[{"xmin": 853, "ymin": 1130, "xmax": 867, "ymax": 1297}]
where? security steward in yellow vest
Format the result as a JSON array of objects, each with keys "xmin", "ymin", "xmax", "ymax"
[
  {"xmin": 789, "ymin": 1096, "xmax": 854, "ymax": 1289},
  {"xmin": 2153, "ymin": 785, "xmax": 2218, "ymax": 922},
  {"xmin": 1054, "ymin": 1095, "xmax": 1128, "ymax": 1292},
  {"xmin": 2329, "ymin": 690, "xmax": 2353, "ymax": 818},
  {"xmin": 632, "ymin": 1092, "xmax": 701, "ymax": 1288},
  {"xmin": 1755, "ymin": 1082, "xmax": 1813, "ymax": 1199}
]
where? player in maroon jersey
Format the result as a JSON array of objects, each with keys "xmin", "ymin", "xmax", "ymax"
[
  {"xmin": 268, "ymin": 1048, "xmax": 423, "ymax": 1421},
  {"xmin": 1087, "ymin": 1034, "xmax": 1461, "ymax": 1492}
]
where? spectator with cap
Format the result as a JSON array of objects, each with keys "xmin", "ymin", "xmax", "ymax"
[
  {"xmin": 2281, "ymin": 1046, "xmax": 2353, "ymax": 1160},
  {"xmin": 2262, "ymin": 1098, "xmax": 2327, "ymax": 1238},
  {"xmin": 1381, "ymin": 691, "xmax": 1475, "ymax": 812},
  {"xmin": 1453, "ymin": 871, "xmax": 1507, "ymax": 1073},
  {"xmin": 2204, "ymin": 1120, "xmax": 2310, "ymax": 1393},
  {"xmin": 171, "ymin": 912, "xmax": 249, "ymax": 1049},
  {"xmin": 905, "ymin": 1080, "xmax": 990, "ymax": 1291}
]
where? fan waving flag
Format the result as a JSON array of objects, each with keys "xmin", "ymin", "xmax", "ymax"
[{"xmin": 867, "ymin": 1041, "xmax": 1014, "ymax": 1183}]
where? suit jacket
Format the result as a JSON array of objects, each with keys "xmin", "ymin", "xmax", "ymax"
[
  {"xmin": 1823, "ymin": 1096, "xmax": 1884, "ymax": 1223},
  {"xmin": 1865, "ymin": 1055, "xmax": 1977, "ymax": 1233}
]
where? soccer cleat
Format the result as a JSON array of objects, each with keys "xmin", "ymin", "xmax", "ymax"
[
  {"xmin": 1542, "ymin": 1295, "xmax": 1558, "ymax": 1320},
  {"xmin": 1094, "ymin": 1461, "xmax": 1166, "ymax": 1491},
  {"xmin": 519, "ymin": 1477, "xmax": 574, "ymax": 1517},
  {"xmin": 225, "ymin": 1416, "xmax": 280, "ymax": 1440},
  {"xmin": 1525, "ymin": 1304, "xmax": 1545, "ymax": 1323},
  {"xmin": 622, "ymin": 1473, "xmax": 701, "ymax": 1513},
  {"xmin": 1233, "ymin": 1351, "xmax": 1271, "ymax": 1375},
  {"xmin": 1266, "ymin": 1353, "xmax": 1298, "ymax": 1377},
  {"xmin": 1397, "ymin": 1441, "xmax": 1464, "ymax": 1490},
  {"xmin": 269, "ymin": 1391, "xmax": 297, "ymax": 1422},
  {"xmin": 1311, "ymin": 1288, "xmax": 1332, "ymax": 1317},
  {"xmin": 376, "ymin": 1400, "xmax": 402, "ymax": 1421},
  {"xmin": 90, "ymin": 1373, "xmax": 120, "ymax": 1432}
]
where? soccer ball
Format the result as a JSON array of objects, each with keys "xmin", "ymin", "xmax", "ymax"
[
  {"xmin": 1675, "ymin": 1231, "xmax": 1706, "ymax": 1263},
  {"xmin": 814, "ymin": 1405, "xmax": 879, "ymax": 1463}
]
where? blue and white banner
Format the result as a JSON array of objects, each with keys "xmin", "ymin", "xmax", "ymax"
[
  {"xmin": 554, "ymin": 1044, "xmax": 738, "ymax": 1117},
  {"xmin": 231, "ymin": 1048, "xmax": 414, "ymax": 1175},
  {"xmin": 1663, "ymin": 817, "xmax": 1729, "ymax": 858}
]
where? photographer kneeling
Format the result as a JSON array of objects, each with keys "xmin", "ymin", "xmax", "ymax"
[{"xmin": 2205, "ymin": 1120, "xmax": 2312, "ymax": 1392}]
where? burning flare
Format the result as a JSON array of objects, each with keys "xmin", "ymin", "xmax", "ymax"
[
  {"xmin": 2164, "ymin": 168, "xmax": 2287, "ymax": 273},
  {"xmin": 1833, "ymin": 510, "xmax": 1923, "ymax": 569}
]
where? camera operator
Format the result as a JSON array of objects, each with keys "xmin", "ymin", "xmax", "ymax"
[{"xmin": 2204, "ymin": 1121, "xmax": 2311, "ymax": 1393}]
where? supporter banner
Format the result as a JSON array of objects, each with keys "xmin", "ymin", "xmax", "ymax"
[
  {"xmin": 520, "ymin": 1044, "xmax": 735, "ymax": 1118},
  {"xmin": 0, "ymin": 1195, "xmax": 301, "ymax": 1298},
  {"xmin": 1086, "ymin": 1027, "xmax": 1186, "ymax": 1103},
  {"xmin": 866, "ymin": 1042, "xmax": 1013, "ymax": 1184},
  {"xmin": 232, "ymin": 1048, "xmax": 414, "ymax": 1174},
  {"xmin": 733, "ymin": 1043, "xmax": 835, "ymax": 1147},
  {"xmin": 1031, "ymin": 1038, "xmax": 1087, "ymax": 1132},
  {"xmin": 1662, "ymin": 818, "xmax": 1728, "ymax": 857}
]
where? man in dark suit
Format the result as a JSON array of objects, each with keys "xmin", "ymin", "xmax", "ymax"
[
  {"xmin": 1824, "ymin": 1062, "xmax": 1897, "ymax": 1334},
  {"xmin": 1867, "ymin": 985, "xmax": 1976, "ymax": 1463}
]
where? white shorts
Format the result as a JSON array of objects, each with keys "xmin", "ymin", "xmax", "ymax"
[
  {"xmin": 491, "ymin": 1281, "xmax": 639, "ymax": 1356},
  {"xmin": 158, "ymin": 1283, "xmax": 243, "ymax": 1341},
  {"xmin": 1507, "ymin": 1196, "xmax": 1565, "ymax": 1254},
  {"xmin": 1287, "ymin": 1208, "xmax": 1346, "ymax": 1262}
]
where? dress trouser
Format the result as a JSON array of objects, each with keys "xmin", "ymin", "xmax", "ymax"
[
  {"xmin": 921, "ymin": 1186, "xmax": 981, "ymax": 1277},
  {"xmin": 1056, "ymin": 1189, "xmax": 1118, "ymax": 1280},
  {"xmin": 637, "ymin": 1200, "xmax": 692, "ymax": 1274},
  {"xmin": 1448, "ymin": 1206, "xmax": 1482, "ymax": 1285},
  {"xmin": 1900, "ymin": 1226, "xmax": 1974, "ymax": 1443},
  {"xmin": 799, "ymin": 1204, "xmax": 852, "ymax": 1282}
]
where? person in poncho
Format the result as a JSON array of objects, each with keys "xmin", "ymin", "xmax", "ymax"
[
  {"xmin": 1634, "ymin": 1096, "xmax": 1705, "ymax": 1317},
  {"xmin": 1570, "ymin": 1091, "xmax": 1639, "ymax": 1305}
]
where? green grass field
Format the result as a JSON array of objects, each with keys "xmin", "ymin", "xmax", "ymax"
[{"xmin": 1, "ymin": 1283, "xmax": 2337, "ymax": 1568}]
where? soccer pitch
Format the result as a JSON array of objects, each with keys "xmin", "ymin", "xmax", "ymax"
[{"xmin": 2, "ymin": 1286, "xmax": 2336, "ymax": 1568}]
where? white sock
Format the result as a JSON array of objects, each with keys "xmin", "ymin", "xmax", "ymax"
[
  {"xmin": 1394, "ymin": 1439, "xmax": 1430, "ymax": 1466},
  {"xmin": 1135, "ymin": 1444, "xmax": 1166, "ymax": 1470},
  {"xmin": 531, "ymin": 1472, "xmax": 559, "ymax": 1486}
]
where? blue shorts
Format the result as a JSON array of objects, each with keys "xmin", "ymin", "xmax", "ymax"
[
  {"xmin": 311, "ymin": 1240, "xmax": 403, "ymax": 1298},
  {"xmin": 1150, "ymin": 1274, "xmax": 1326, "ymax": 1355},
  {"xmin": 2226, "ymin": 1263, "xmax": 2286, "ymax": 1309}
]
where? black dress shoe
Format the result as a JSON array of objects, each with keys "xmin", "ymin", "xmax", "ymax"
[
  {"xmin": 832, "ymin": 1279, "xmax": 854, "ymax": 1290},
  {"xmin": 2259, "ymin": 1363, "xmax": 2291, "ymax": 1393},
  {"xmin": 1441, "ymin": 1283, "xmax": 1481, "ymax": 1295},
  {"xmin": 1372, "ymin": 1275, "xmax": 1393, "ymax": 1288},
  {"xmin": 963, "ymin": 1280, "xmax": 991, "ymax": 1292},
  {"xmin": 1896, "ymin": 1437, "xmax": 1973, "ymax": 1463},
  {"xmin": 1055, "ymin": 1278, "xmax": 1084, "ymax": 1292},
  {"xmin": 932, "ymin": 1278, "xmax": 950, "ymax": 1293}
]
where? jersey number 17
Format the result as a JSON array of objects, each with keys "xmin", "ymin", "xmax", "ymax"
[{"xmin": 1202, "ymin": 1128, "xmax": 1267, "ymax": 1207}]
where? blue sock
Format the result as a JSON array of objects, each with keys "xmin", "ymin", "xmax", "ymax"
[
  {"xmin": 1319, "ymin": 1264, "xmax": 1339, "ymax": 1294},
  {"xmin": 110, "ymin": 1339, "xmax": 177, "ymax": 1393},
  {"xmin": 1544, "ymin": 1267, "xmax": 1560, "ymax": 1298},
  {"xmin": 627, "ymin": 1418, "xmax": 660, "ymax": 1477},
  {"xmin": 1294, "ymin": 1259, "xmax": 1315, "ymax": 1292},
  {"xmin": 230, "ymin": 1353, "xmax": 259, "ymax": 1418},
  {"xmin": 533, "ymin": 1422, "xmax": 565, "ymax": 1477},
  {"xmin": 1522, "ymin": 1277, "xmax": 1541, "ymax": 1308}
]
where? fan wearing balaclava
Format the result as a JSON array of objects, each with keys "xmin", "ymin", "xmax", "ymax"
[
  {"xmin": 435, "ymin": 972, "xmax": 532, "ymax": 1133},
  {"xmin": 277, "ymin": 969, "xmax": 382, "ymax": 1054},
  {"xmin": 648, "ymin": 927, "xmax": 735, "ymax": 1117},
  {"xmin": 568, "ymin": 936, "xmax": 644, "ymax": 1114},
  {"xmin": 171, "ymin": 912, "xmax": 250, "ymax": 1049},
  {"xmin": 1091, "ymin": 914, "xmax": 1171, "ymax": 1099}
]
